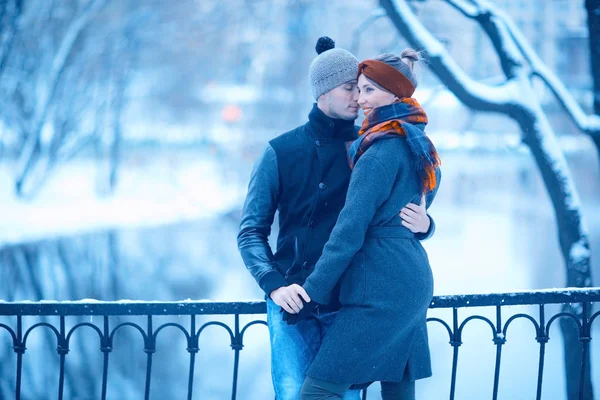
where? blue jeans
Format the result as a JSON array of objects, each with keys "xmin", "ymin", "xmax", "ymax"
[{"xmin": 267, "ymin": 299, "xmax": 361, "ymax": 400}]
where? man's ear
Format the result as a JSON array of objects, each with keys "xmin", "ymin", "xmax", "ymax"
[{"xmin": 316, "ymin": 92, "xmax": 328, "ymax": 108}]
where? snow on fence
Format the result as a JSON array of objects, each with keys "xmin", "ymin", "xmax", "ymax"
[{"xmin": 0, "ymin": 288, "xmax": 598, "ymax": 400}]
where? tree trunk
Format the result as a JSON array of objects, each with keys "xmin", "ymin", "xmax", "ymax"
[
  {"xmin": 519, "ymin": 95, "xmax": 593, "ymax": 400},
  {"xmin": 586, "ymin": 0, "xmax": 600, "ymax": 159}
]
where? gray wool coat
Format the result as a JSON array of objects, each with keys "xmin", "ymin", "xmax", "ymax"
[{"xmin": 302, "ymin": 135, "xmax": 441, "ymax": 386}]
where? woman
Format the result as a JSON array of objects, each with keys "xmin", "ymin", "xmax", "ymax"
[{"xmin": 292, "ymin": 50, "xmax": 441, "ymax": 400}]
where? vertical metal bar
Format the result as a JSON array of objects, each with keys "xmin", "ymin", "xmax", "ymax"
[
  {"xmin": 187, "ymin": 351, "xmax": 197, "ymax": 400},
  {"xmin": 231, "ymin": 314, "xmax": 241, "ymax": 400},
  {"xmin": 15, "ymin": 315, "xmax": 23, "ymax": 400},
  {"xmin": 362, "ymin": 388, "xmax": 368, "ymax": 399},
  {"xmin": 101, "ymin": 316, "xmax": 110, "ymax": 400},
  {"xmin": 578, "ymin": 302, "xmax": 590, "ymax": 400},
  {"xmin": 449, "ymin": 308, "xmax": 460, "ymax": 400},
  {"xmin": 492, "ymin": 306, "xmax": 505, "ymax": 400},
  {"xmin": 57, "ymin": 316, "xmax": 66, "ymax": 400},
  {"xmin": 187, "ymin": 315, "xmax": 197, "ymax": 400},
  {"xmin": 144, "ymin": 315, "xmax": 154, "ymax": 400},
  {"xmin": 536, "ymin": 304, "xmax": 547, "ymax": 400}
]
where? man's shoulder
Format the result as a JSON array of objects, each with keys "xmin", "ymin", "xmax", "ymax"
[
  {"xmin": 269, "ymin": 123, "xmax": 309, "ymax": 150},
  {"xmin": 271, "ymin": 123, "xmax": 307, "ymax": 140}
]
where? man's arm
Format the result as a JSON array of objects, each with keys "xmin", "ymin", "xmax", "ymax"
[
  {"xmin": 414, "ymin": 214, "xmax": 436, "ymax": 240},
  {"xmin": 400, "ymin": 167, "xmax": 441, "ymax": 240},
  {"xmin": 237, "ymin": 145, "xmax": 288, "ymax": 296}
]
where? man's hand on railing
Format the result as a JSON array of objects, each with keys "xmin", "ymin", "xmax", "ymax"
[
  {"xmin": 270, "ymin": 284, "xmax": 311, "ymax": 314},
  {"xmin": 281, "ymin": 299, "xmax": 320, "ymax": 325}
]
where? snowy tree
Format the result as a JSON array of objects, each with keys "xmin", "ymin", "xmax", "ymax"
[
  {"xmin": 0, "ymin": 0, "xmax": 153, "ymax": 197},
  {"xmin": 378, "ymin": 0, "xmax": 596, "ymax": 398}
]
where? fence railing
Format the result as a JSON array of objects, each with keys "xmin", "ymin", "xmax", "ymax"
[{"xmin": 0, "ymin": 288, "xmax": 599, "ymax": 400}]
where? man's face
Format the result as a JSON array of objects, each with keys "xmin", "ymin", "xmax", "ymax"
[{"xmin": 318, "ymin": 81, "xmax": 359, "ymax": 121}]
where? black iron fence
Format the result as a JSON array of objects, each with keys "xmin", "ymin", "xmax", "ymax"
[{"xmin": 0, "ymin": 288, "xmax": 599, "ymax": 400}]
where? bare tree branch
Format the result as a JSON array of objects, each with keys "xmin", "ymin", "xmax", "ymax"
[
  {"xmin": 445, "ymin": 0, "xmax": 479, "ymax": 18},
  {"xmin": 445, "ymin": 0, "xmax": 523, "ymax": 79},
  {"xmin": 444, "ymin": 0, "xmax": 600, "ymax": 140},
  {"xmin": 373, "ymin": 2, "xmax": 520, "ymax": 114},
  {"xmin": 484, "ymin": 0, "xmax": 600, "ymax": 138}
]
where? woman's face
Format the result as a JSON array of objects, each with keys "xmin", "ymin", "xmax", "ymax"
[{"xmin": 357, "ymin": 74, "xmax": 396, "ymax": 116}]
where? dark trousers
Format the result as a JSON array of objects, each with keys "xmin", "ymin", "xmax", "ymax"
[{"xmin": 300, "ymin": 369, "xmax": 415, "ymax": 400}]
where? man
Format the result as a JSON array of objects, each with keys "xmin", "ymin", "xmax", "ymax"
[{"xmin": 237, "ymin": 37, "xmax": 435, "ymax": 399}]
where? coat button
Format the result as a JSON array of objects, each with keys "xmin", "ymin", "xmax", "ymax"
[
  {"xmin": 308, "ymin": 220, "xmax": 316, "ymax": 228},
  {"xmin": 315, "ymin": 139, "xmax": 323, "ymax": 147},
  {"xmin": 319, "ymin": 182, "xmax": 327, "ymax": 190},
  {"xmin": 302, "ymin": 261, "xmax": 310, "ymax": 269}
]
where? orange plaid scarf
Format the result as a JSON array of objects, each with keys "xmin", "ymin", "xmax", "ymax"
[{"xmin": 348, "ymin": 98, "xmax": 440, "ymax": 193}]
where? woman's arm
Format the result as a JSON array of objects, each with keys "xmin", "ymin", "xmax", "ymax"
[{"xmin": 303, "ymin": 153, "xmax": 396, "ymax": 304}]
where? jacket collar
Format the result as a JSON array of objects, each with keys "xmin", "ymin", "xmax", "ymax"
[{"xmin": 306, "ymin": 104, "xmax": 357, "ymax": 140}]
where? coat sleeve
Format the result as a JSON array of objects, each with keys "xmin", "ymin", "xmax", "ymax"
[
  {"xmin": 303, "ymin": 153, "xmax": 395, "ymax": 304},
  {"xmin": 237, "ymin": 145, "xmax": 288, "ymax": 296},
  {"xmin": 415, "ymin": 167, "xmax": 442, "ymax": 240}
]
